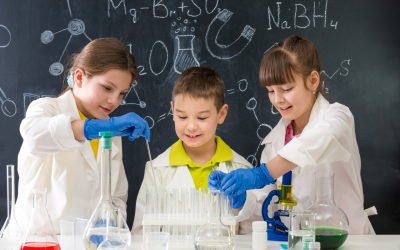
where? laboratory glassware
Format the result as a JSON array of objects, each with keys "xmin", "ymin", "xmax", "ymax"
[
  {"xmin": 96, "ymin": 209, "xmax": 128, "ymax": 250},
  {"xmin": 194, "ymin": 190, "xmax": 235, "ymax": 250},
  {"xmin": 0, "ymin": 164, "xmax": 24, "ymax": 239},
  {"xmin": 307, "ymin": 173, "xmax": 349, "ymax": 249},
  {"xmin": 83, "ymin": 132, "xmax": 131, "ymax": 250},
  {"xmin": 145, "ymin": 232, "xmax": 169, "ymax": 250},
  {"xmin": 60, "ymin": 218, "xmax": 88, "ymax": 250},
  {"xmin": 20, "ymin": 188, "xmax": 60, "ymax": 250},
  {"xmin": 288, "ymin": 210, "xmax": 315, "ymax": 250}
]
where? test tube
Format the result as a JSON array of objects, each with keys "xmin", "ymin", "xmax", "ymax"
[
  {"xmin": 0, "ymin": 165, "xmax": 23, "ymax": 238},
  {"xmin": 197, "ymin": 188, "xmax": 203, "ymax": 220},
  {"xmin": 145, "ymin": 189, "xmax": 154, "ymax": 220},
  {"xmin": 162, "ymin": 190, "xmax": 170, "ymax": 234},
  {"xmin": 190, "ymin": 188, "xmax": 196, "ymax": 220}
]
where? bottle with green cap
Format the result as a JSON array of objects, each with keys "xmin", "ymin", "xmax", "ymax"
[
  {"xmin": 83, "ymin": 131, "xmax": 131, "ymax": 249},
  {"xmin": 100, "ymin": 131, "xmax": 114, "ymax": 149}
]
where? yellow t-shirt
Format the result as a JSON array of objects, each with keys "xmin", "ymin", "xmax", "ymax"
[
  {"xmin": 78, "ymin": 110, "xmax": 99, "ymax": 159},
  {"xmin": 169, "ymin": 136, "xmax": 233, "ymax": 190}
]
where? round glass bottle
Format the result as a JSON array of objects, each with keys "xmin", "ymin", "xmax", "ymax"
[
  {"xmin": 83, "ymin": 132, "xmax": 131, "ymax": 250},
  {"xmin": 194, "ymin": 190, "xmax": 235, "ymax": 250},
  {"xmin": 307, "ymin": 173, "xmax": 349, "ymax": 249}
]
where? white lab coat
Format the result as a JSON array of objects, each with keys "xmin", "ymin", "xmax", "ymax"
[
  {"xmin": 236, "ymin": 94, "xmax": 377, "ymax": 235},
  {"xmin": 15, "ymin": 90, "xmax": 129, "ymax": 234},
  {"xmin": 131, "ymin": 146, "xmax": 254, "ymax": 235}
]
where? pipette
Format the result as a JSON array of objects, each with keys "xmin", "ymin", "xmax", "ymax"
[{"xmin": 145, "ymin": 139, "xmax": 157, "ymax": 185}]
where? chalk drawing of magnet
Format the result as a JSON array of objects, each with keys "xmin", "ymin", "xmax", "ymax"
[{"xmin": 205, "ymin": 9, "xmax": 256, "ymax": 60}]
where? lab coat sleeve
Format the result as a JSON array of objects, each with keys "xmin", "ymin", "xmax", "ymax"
[
  {"xmin": 113, "ymin": 160, "xmax": 129, "ymax": 220},
  {"xmin": 131, "ymin": 161, "xmax": 159, "ymax": 235},
  {"xmin": 278, "ymin": 103, "xmax": 353, "ymax": 176},
  {"xmin": 20, "ymin": 98, "xmax": 84, "ymax": 158}
]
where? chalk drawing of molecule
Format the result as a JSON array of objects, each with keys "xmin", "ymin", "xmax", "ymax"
[
  {"xmin": 120, "ymin": 80, "xmax": 146, "ymax": 108},
  {"xmin": 41, "ymin": 19, "xmax": 92, "ymax": 76},
  {"xmin": 246, "ymin": 97, "xmax": 272, "ymax": 167},
  {"xmin": 41, "ymin": 1, "xmax": 92, "ymax": 76}
]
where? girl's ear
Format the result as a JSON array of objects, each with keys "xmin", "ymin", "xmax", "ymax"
[
  {"xmin": 308, "ymin": 70, "xmax": 320, "ymax": 92},
  {"xmin": 74, "ymin": 68, "xmax": 85, "ymax": 88}
]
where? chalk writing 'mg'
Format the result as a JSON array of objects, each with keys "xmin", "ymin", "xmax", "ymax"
[{"xmin": 267, "ymin": 0, "xmax": 338, "ymax": 30}]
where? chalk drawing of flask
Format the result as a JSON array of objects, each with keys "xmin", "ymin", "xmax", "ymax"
[{"xmin": 174, "ymin": 35, "xmax": 200, "ymax": 74}]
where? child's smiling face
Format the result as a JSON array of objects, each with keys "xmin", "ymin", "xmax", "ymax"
[
  {"xmin": 171, "ymin": 94, "xmax": 228, "ymax": 150},
  {"xmin": 266, "ymin": 71, "xmax": 319, "ymax": 123},
  {"xmin": 74, "ymin": 68, "xmax": 132, "ymax": 119}
]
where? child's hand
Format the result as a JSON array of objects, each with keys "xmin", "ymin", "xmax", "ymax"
[
  {"xmin": 207, "ymin": 170, "xmax": 227, "ymax": 190},
  {"xmin": 84, "ymin": 112, "xmax": 151, "ymax": 141},
  {"xmin": 221, "ymin": 164, "xmax": 276, "ymax": 199}
]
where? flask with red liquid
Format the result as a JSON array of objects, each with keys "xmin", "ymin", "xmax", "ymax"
[{"xmin": 20, "ymin": 188, "xmax": 60, "ymax": 250}]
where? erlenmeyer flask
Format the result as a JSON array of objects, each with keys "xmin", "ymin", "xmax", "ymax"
[
  {"xmin": 96, "ymin": 209, "xmax": 127, "ymax": 250},
  {"xmin": 83, "ymin": 132, "xmax": 131, "ymax": 250},
  {"xmin": 307, "ymin": 173, "xmax": 349, "ymax": 249},
  {"xmin": 174, "ymin": 35, "xmax": 200, "ymax": 74},
  {"xmin": 1, "ymin": 165, "xmax": 24, "ymax": 239},
  {"xmin": 194, "ymin": 190, "xmax": 235, "ymax": 250},
  {"xmin": 20, "ymin": 188, "xmax": 60, "ymax": 250}
]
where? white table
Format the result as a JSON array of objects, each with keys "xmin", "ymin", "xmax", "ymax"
[{"xmin": 1, "ymin": 235, "xmax": 399, "ymax": 249}]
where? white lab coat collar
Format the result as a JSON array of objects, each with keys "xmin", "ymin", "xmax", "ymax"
[
  {"xmin": 261, "ymin": 93, "xmax": 329, "ymax": 146},
  {"xmin": 57, "ymin": 90, "xmax": 119, "ymax": 177}
]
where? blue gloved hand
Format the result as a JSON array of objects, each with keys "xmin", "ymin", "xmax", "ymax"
[
  {"xmin": 208, "ymin": 170, "xmax": 227, "ymax": 190},
  {"xmin": 84, "ymin": 112, "xmax": 151, "ymax": 141},
  {"xmin": 232, "ymin": 192, "xmax": 247, "ymax": 209},
  {"xmin": 221, "ymin": 163, "xmax": 276, "ymax": 199}
]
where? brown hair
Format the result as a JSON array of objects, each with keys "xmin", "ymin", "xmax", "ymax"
[
  {"xmin": 172, "ymin": 67, "xmax": 225, "ymax": 111},
  {"xmin": 59, "ymin": 38, "xmax": 137, "ymax": 96},
  {"xmin": 259, "ymin": 35, "xmax": 325, "ymax": 96}
]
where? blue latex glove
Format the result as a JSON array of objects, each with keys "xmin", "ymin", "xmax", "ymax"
[
  {"xmin": 207, "ymin": 170, "xmax": 227, "ymax": 190},
  {"xmin": 232, "ymin": 192, "xmax": 247, "ymax": 209},
  {"xmin": 221, "ymin": 163, "xmax": 276, "ymax": 199},
  {"xmin": 84, "ymin": 112, "xmax": 150, "ymax": 141}
]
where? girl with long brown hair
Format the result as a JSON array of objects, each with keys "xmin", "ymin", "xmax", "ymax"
[{"xmin": 15, "ymin": 38, "xmax": 150, "ymax": 234}]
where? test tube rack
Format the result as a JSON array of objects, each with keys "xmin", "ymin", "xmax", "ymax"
[{"xmin": 142, "ymin": 188, "xmax": 236, "ymax": 250}]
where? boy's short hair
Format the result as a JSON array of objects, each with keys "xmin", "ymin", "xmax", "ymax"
[{"xmin": 172, "ymin": 67, "xmax": 225, "ymax": 111}]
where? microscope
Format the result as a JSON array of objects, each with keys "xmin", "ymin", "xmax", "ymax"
[{"xmin": 261, "ymin": 171, "xmax": 297, "ymax": 241}]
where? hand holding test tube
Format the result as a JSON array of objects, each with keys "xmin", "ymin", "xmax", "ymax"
[{"xmin": 208, "ymin": 169, "xmax": 227, "ymax": 190}]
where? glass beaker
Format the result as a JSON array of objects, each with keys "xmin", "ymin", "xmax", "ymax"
[
  {"xmin": 20, "ymin": 188, "xmax": 60, "ymax": 250},
  {"xmin": 194, "ymin": 190, "xmax": 235, "ymax": 250},
  {"xmin": 307, "ymin": 173, "xmax": 349, "ymax": 249},
  {"xmin": 288, "ymin": 210, "xmax": 315, "ymax": 250},
  {"xmin": 0, "ymin": 165, "xmax": 24, "ymax": 239},
  {"xmin": 145, "ymin": 232, "xmax": 169, "ymax": 250},
  {"xmin": 83, "ymin": 132, "xmax": 131, "ymax": 250}
]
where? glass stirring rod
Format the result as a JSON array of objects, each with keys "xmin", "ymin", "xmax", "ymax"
[{"xmin": 145, "ymin": 139, "xmax": 157, "ymax": 185}]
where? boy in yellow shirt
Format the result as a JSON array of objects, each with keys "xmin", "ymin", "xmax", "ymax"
[{"xmin": 131, "ymin": 67, "xmax": 253, "ymax": 234}]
